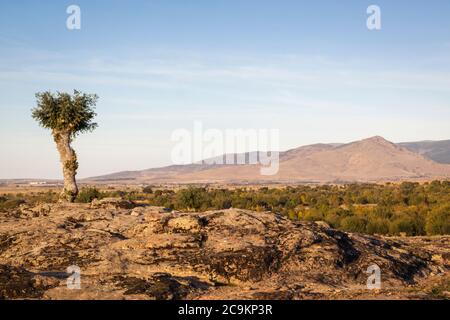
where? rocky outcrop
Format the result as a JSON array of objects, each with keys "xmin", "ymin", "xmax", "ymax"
[{"xmin": 0, "ymin": 202, "xmax": 448, "ymax": 299}]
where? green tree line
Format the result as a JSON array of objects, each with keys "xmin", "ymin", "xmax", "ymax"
[{"xmin": 2, "ymin": 181, "xmax": 449, "ymax": 236}]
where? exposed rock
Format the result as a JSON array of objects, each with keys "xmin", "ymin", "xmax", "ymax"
[
  {"xmin": 167, "ymin": 215, "xmax": 203, "ymax": 233},
  {"xmin": 0, "ymin": 265, "xmax": 59, "ymax": 299},
  {"xmin": 114, "ymin": 273, "xmax": 210, "ymax": 300},
  {"xmin": 0, "ymin": 203, "xmax": 448, "ymax": 300},
  {"xmin": 314, "ymin": 221, "xmax": 331, "ymax": 228},
  {"xmin": 90, "ymin": 197, "xmax": 135, "ymax": 209},
  {"xmin": 9, "ymin": 203, "xmax": 53, "ymax": 219},
  {"xmin": 130, "ymin": 207, "xmax": 145, "ymax": 216}
]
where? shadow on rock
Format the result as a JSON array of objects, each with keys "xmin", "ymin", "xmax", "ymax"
[{"xmin": 114, "ymin": 273, "xmax": 210, "ymax": 300}]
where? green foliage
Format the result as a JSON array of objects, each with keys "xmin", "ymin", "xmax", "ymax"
[
  {"xmin": 175, "ymin": 187, "xmax": 210, "ymax": 211},
  {"xmin": 0, "ymin": 198, "xmax": 26, "ymax": 211},
  {"xmin": 142, "ymin": 186, "xmax": 153, "ymax": 194},
  {"xmin": 426, "ymin": 205, "xmax": 450, "ymax": 235},
  {"xmin": 32, "ymin": 90, "xmax": 98, "ymax": 136},
  {"xmin": 137, "ymin": 181, "xmax": 446, "ymax": 236},
  {"xmin": 299, "ymin": 208, "xmax": 324, "ymax": 222},
  {"xmin": 0, "ymin": 191, "xmax": 59, "ymax": 211},
  {"xmin": 389, "ymin": 208, "xmax": 425, "ymax": 236},
  {"xmin": 145, "ymin": 181, "xmax": 449, "ymax": 236},
  {"xmin": 76, "ymin": 187, "xmax": 103, "ymax": 203},
  {"xmin": 340, "ymin": 216, "xmax": 368, "ymax": 233},
  {"xmin": 366, "ymin": 218, "xmax": 390, "ymax": 235},
  {"xmin": 389, "ymin": 218, "xmax": 417, "ymax": 236},
  {"xmin": 7, "ymin": 181, "xmax": 444, "ymax": 236}
]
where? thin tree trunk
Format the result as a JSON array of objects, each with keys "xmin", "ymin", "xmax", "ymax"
[{"xmin": 53, "ymin": 130, "xmax": 79, "ymax": 202}]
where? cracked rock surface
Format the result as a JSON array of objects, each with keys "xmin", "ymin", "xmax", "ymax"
[{"xmin": 0, "ymin": 202, "xmax": 449, "ymax": 300}]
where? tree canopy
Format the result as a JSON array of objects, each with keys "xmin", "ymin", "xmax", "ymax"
[{"xmin": 32, "ymin": 90, "xmax": 98, "ymax": 136}]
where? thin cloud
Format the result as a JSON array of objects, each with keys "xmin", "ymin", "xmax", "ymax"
[{"xmin": 2, "ymin": 51, "xmax": 450, "ymax": 94}]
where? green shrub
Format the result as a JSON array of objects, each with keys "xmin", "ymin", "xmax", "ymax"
[
  {"xmin": 124, "ymin": 190, "xmax": 145, "ymax": 201},
  {"xmin": 300, "ymin": 208, "xmax": 324, "ymax": 222},
  {"xmin": 324, "ymin": 213, "xmax": 342, "ymax": 228},
  {"xmin": 389, "ymin": 218, "xmax": 418, "ymax": 236},
  {"xmin": 366, "ymin": 218, "xmax": 390, "ymax": 235},
  {"xmin": 142, "ymin": 186, "xmax": 153, "ymax": 194},
  {"xmin": 426, "ymin": 206, "xmax": 450, "ymax": 235},
  {"xmin": 111, "ymin": 190, "xmax": 126, "ymax": 198},
  {"xmin": 76, "ymin": 187, "xmax": 103, "ymax": 203},
  {"xmin": 31, "ymin": 191, "xmax": 59, "ymax": 203},
  {"xmin": 133, "ymin": 182, "xmax": 450, "ymax": 236},
  {"xmin": 0, "ymin": 198, "xmax": 26, "ymax": 211},
  {"xmin": 212, "ymin": 196, "xmax": 232, "ymax": 209},
  {"xmin": 373, "ymin": 206, "xmax": 393, "ymax": 219},
  {"xmin": 340, "ymin": 216, "xmax": 367, "ymax": 233},
  {"xmin": 175, "ymin": 187, "xmax": 209, "ymax": 211},
  {"xmin": 287, "ymin": 210, "xmax": 297, "ymax": 220}
]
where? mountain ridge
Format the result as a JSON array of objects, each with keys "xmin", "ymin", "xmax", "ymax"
[
  {"xmin": 399, "ymin": 139, "xmax": 450, "ymax": 164},
  {"xmin": 86, "ymin": 136, "xmax": 450, "ymax": 184}
]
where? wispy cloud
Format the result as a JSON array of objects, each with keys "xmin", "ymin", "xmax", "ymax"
[{"xmin": 2, "ymin": 50, "xmax": 450, "ymax": 95}]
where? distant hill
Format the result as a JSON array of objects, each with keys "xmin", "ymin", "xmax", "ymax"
[
  {"xmin": 86, "ymin": 136, "xmax": 450, "ymax": 184},
  {"xmin": 399, "ymin": 140, "xmax": 450, "ymax": 164}
]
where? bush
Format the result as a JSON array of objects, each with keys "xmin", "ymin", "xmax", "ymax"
[
  {"xmin": 212, "ymin": 196, "xmax": 232, "ymax": 209},
  {"xmin": 76, "ymin": 187, "xmax": 103, "ymax": 203},
  {"xmin": 142, "ymin": 186, "xmax": 153, "ymax": 194},
  {"xmin": 175, "ymin": 187, "xmax": 209, "ymax": 211},
  {"xmin": 389, "ymin": 218, "xmax": 419, "ymax": 236},
  {"xmin": 366, "ymin": 218, "xmax": 390, "ymax": 235},
  {"xmin": 426, "ymin": 206, "xmax": 450, "ymax": 235},
  {"xmin": 111, "ymin": 190, "xmax": 126, "ymax": 198},
  {"xmin": 324, "ymin": 213, "xmax": 342, "ymax": 229},
  {"xmin": 0, "ymin": 198, "xmax": 26, "ymax": 211},
  {"xmin": 31, "ymin": 191, "xmax": 59, "ymax": 203},
  {"xmin": 373, "ymin": 206, "xmax": 393, "ymax": 219},
  {"xmin": 135, "ymin": 182, "xmax": 450, "ymax": 236},
  {"xmin": 300, "ymin": 208, "xmax": 324, "ymax": 222},
  {"xmin": 340, "ymin": 216, "xmax": 367, "ymax": 233},
  {"xmin": 287, "ymin": 210, "xmax": 297, "ymax": 220}
]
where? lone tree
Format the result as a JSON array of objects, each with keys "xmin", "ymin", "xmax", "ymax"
[{"xmin": 32, "ymin": 90, "xmax": 98, "ymax": 202}]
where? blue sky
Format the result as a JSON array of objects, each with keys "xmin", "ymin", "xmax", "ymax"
[{"xmin": 1, "ymin": 0, "xmax": 450, "ymax": 178}]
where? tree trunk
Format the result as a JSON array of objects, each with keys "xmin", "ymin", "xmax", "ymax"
[{"xmin": 53, "ymin": 130, "xmax": 79, "ymax": 202}]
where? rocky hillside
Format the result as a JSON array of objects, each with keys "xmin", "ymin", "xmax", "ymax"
[
  {"xmin": 87, "ymin": 136, "xmax": 450, "ymax": 184},
  {"xmin": 399, "ymin": 140, "xmax": 450, "ymax": 164},
  {"xmin": 0, "ymin": 200, "xmax": 449, "ymax": 300}
]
